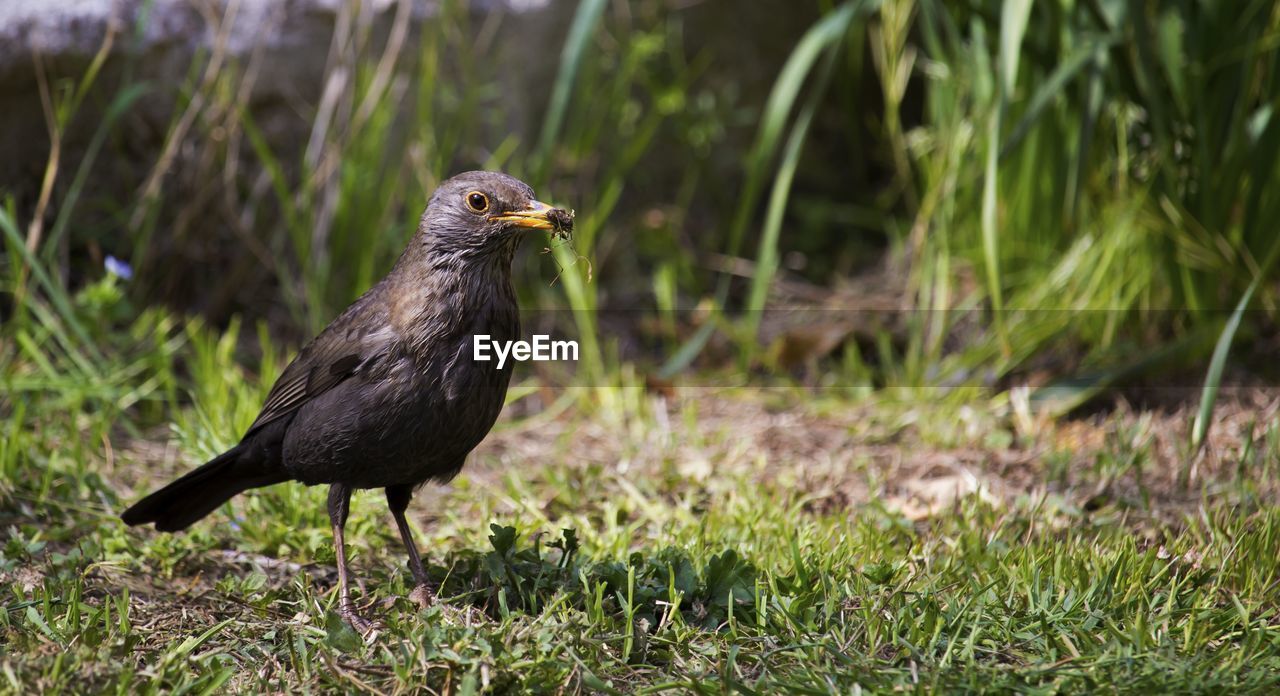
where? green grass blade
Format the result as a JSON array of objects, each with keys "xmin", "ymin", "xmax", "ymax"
[
  {"xmin": 0, "ymin": 209, "xmax": 105, "ymax": 367},
  {"xmin": 999, "ymin": 35, "xmax": 1118, "ymax": 161},
  {"xmin": 1030, "ymin": 328, "xmax": 1212, "ymax": 417},
  {"xmin": 721, "ymin": 2, "xmax": 863, "ymax": 277},
  {"xmin": 660, "ymin": 1, "xmax": 869, "ymax": 374},
  {"xmin": 536, "ymin": 0, "xmax": 609, "ymax": 170},
  {"xmin": 1067, "ymin": 50, "xmax": 1106, "ymax": 226},
  {"xmin": 998, "ymin": 0, "xmax": 1032, "ymax": 95},
  {"xmin": 45, "ymin": 83, "xmax": 150, "ymax": 257},
  {"xmin": 657, "ymin": 320, "xmax": 718, "ymax": 379},
  {"xmin": 981, "ymin": 115, "xmax": 1005, "ymax": 346},
  {"xmin": 982, "ymin": 0, "xmax": 1033, "ymax": 352},
  {"xmin": 1192, "ymin": 230, "xmax": 1280, "ymax": 448},
  {"xmin": 744, "ymin": 47, "xmax": 841, "ymax": 349}
]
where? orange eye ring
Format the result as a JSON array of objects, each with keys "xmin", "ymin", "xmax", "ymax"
[{"xmin": 465, "ymin": 191, "xmax": 489, "ymax": 213}]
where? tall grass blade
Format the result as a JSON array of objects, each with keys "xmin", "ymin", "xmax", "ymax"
[
  {"xmin": 1192, "ymin": 94, "xmax": 1280, "ymax": 449},
  {"xmin": 982, "ymin": 0, "xmax": 1032, "ymax": 352},
  {"xmin": 1067, "ymin": 50, "xmax": 1105, "ymax": 225},
  {"xmin": 1031, "ymin": 328, "xmax": 1212, "ymax": 417},
  {"xmin": 535, "ymin": 0, "xmax": 609, "ymax": 172},
  {"xmin": 720, "ymin": 2, "xmax": 864, "ymax": 288},
  {"xmin": 45, "ymin": 83, "xmax": 150, "ymax": 257},
  {"xmin": 0, "ymin": 209, "xmax": 105, "ymax": 367},
  {"xmin": 997, "ymin": 0, "xmax": 1032, "ymax": 97},
  {"xmin": 657, "ymin": 321, "xmax": 718, "ymax": 379},
  {"xmin": 980, "ymin": 117, "xmax": 1005, "ymax": 345},
  {"xmin": 744, "ymin": 47, "xmax": 841, "ymax": 350},
  {"xmin": 659, "ymin": 1, "xmax": 869, "ymax": 371},
  {"xmin": 999, "ymin": 35, "xmax": 1117, "ymax": 161},
  {"xmin": 1192, "ymin": 233, "xmax": 1280, "ymax": 448}
]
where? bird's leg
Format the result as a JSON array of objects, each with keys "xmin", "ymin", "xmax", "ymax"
[
  {"xmin": 329, "ymin": 483, "xmax": 374, "ymax": 633},
  {"xmin": 386, "ymin": 484, "xmax": 436, "ymax": 608}
]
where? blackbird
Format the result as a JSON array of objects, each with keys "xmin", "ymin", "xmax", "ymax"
[{"xmin": 122, "ymin": 171, "xmax": 572, "ymax": 631}]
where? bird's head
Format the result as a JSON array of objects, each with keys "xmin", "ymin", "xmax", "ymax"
[{"xmin": 417, "ymin": 171, "xmax": 572, "ymax": 260}]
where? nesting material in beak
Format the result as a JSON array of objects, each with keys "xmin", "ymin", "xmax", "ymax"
[{"xmin": 493, "ymin": 200, "xmax": 574, "ymax": 240}]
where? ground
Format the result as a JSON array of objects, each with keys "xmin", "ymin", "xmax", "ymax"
[{"xmin": 3, "ymin": 385, "xmax": 1280, "ymax": 693}]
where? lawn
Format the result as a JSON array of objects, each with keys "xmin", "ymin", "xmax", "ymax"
[
  {"xmin": 5, "ymin": 0, "xmax": 1280, "ymax": 692},
  {"xmin": 4, "ymin": 343, "xmax": 1280, "ymax": 692}
]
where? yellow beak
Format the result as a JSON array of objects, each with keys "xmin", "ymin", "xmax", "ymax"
[{"xmin": 491, "ymin": 200, "xmax": 556, "ymax": 230}]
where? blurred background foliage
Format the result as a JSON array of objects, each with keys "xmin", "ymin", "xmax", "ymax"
[{"xmin": 3, "ymin": 0, "xmax": 1280, "ymax": 433}]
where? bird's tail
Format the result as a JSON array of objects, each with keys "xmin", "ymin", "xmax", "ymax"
[{"xmin": 121, "ymin": 444, "xmax": 286, "ymax": 532}]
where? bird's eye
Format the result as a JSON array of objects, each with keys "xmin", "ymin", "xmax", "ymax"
[{"xmin": 465, "ymin": 191, "xmax": 489, "ymax": 213}]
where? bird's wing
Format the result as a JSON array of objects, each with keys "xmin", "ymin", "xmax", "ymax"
[{"xmin": 244, "ymin": 299, "xmax": 394, "ymax": 436}]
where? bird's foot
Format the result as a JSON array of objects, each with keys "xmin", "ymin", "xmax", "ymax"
[
  {"xmin": 408, "ymin": 582, "xmax": 437, "ymax": 609},
  {"xmin": 339, "ymin": 602, "xmax": 381, "ymax": 636}
]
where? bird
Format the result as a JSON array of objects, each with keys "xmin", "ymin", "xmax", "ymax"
[{"xmin": 121, "ymin": 171, "xmax": 573, "ymax": 631}]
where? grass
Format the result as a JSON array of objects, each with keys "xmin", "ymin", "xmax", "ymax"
[
  {"xmin": 9, "ymin": 1, "xmax": 1280, "ymax": 406},
  {"xmin": 3, "ymin": 289, "xmax": 1280, "ymax": 692},
  {"xmin": 6, "ymin": 0, "xmax": 1280, "ymax": 692},
  {"xmin": 4, "ymin": 317, "xmax": 1280, "ymax": 691}
]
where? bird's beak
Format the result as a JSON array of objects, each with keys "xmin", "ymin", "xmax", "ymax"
[{"xmin": 491, "ymin": 200, "xmax": 556, "ymax": 230}]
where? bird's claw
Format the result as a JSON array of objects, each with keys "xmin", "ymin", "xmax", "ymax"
[
  {"xmin": 408, "ymin": 583, "xmax": 437, "ymax": 609},
  {"xmin": 339, "ymin": 603, "xmax": 381, "ymax": 636}
]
